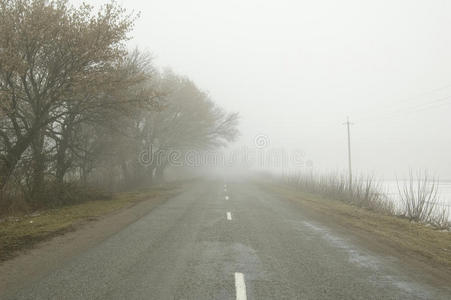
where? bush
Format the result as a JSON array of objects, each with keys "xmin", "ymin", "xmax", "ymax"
[
  {"xmin": 285, "ymin": 172, "xmax": 394, "ymax": 215},
  {"xmin": 283, "ymin": 170, "xmax": 449, "ymax": 230},
  {"xmin": 397, "ymin": 171, "xmax": 450, "ymax": 229}
]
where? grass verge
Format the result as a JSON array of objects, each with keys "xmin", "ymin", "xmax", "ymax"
[
  {"xmin": 0, "ymin": 182, "xmax": 182, "ymax": 262},
  {"xmin": 260, "ymin": 181, "xmax": 451, "ymax": 272}
]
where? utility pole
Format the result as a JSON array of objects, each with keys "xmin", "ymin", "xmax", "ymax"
[{"xmin": 343, "ymin": 117, "xmax": 353, "ymax": 191}]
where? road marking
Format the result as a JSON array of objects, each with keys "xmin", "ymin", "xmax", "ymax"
[
  {"xmin": 234, "ymin": 272, "xmax": 247, "ymax": 300},
  {"xmin": 227, "ymin": 212, "xmax": 232, "ymax": 220},
  {"xmin": 225, "ymin": 196, "xmax": 230, "ymax": 200}
]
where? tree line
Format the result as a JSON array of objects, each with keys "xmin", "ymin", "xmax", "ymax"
[{"xmin": 0, "ymin": 0, "xmax": 238, "ymax": 211}]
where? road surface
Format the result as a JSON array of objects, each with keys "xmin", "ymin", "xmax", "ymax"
[{"xmin": 2, "ymin": 180, "xmax": 450, "ymax": 299}]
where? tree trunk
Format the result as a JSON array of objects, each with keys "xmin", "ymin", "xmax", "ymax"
[
  {"xmin": 55, "ymin": 134, "xmax": 69, "ymax": 186},
  {"xmin": 120, "ymin": 160, "xmax": 130, "ymax": 189},
  {"xmin": 154, "ymin": 164, "xmax": 166, "ymax": 183},
  {"xmin": 146, "ymin": 163, "xmax": 156, "ymax": 185},
  {"xmin": 0, "ymin": 131, "xmax": 36, "ymax": 193},
  {"xmin": 30, "ymin": 130, "xmax": 45, "ymax": 206}
]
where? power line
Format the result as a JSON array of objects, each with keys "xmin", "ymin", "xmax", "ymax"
[
  {"xmin": 355, "ymin": 82, "xmax": 451, "ymax": 121},
  {"xmin": 356, "ymin": 94, "xmax": 451, "ymax": 124}
]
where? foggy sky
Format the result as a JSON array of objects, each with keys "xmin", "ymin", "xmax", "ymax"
[{"xmin": 79, "ymin": 0, "xmax": 451, "ymax": 179}]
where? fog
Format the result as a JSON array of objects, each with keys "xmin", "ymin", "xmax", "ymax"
[
  {"xmin": 2, "ymin": 2, "xmax": 451, "ymax": 295},
  {"xmin": 83, "ymin": 0, "xmax": 451, "ymax": 179}
]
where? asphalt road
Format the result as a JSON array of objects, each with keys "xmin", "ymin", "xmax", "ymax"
[{"xmin": 3, "ymin": 180, "xmax": 451, "ymax": 299}]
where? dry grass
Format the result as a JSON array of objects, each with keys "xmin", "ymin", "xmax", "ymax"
[
  {"xmin": 284, "ymin": 172, "xmax": 395, "ymax": 215},
  {"xmin": 282, "ymin": 171, "xmax": 449, "ymax": 229},
  {"xmin": 260, "ymin": 181, "xmax": 451, "ymax": 271},
  {"xmin": 0, "ymin": 183, "xmax": 181, "ymax": 261}
]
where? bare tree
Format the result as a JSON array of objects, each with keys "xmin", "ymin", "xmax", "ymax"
[
  {"xmin": 140, "ymin": 70, "xmax": 239, "ymax": 182},
  {"xmin": 0, "ymin": 0, "xmax": 135, "ymax": 200},
  {"xmin": 0, "ymin": 1, "xmax": 239, "ymax": 211}
]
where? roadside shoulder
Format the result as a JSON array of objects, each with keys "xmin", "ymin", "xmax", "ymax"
[
  {"xmin": 257, "ymin": 181, "xmax": 451, "ymax": 287},
  {"xmin": 0, "ymin": 182, "xmax": 183, "ymax": 293}
]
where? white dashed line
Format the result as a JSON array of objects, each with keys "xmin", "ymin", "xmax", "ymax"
[
  {"xmin": 234, "ymin": 272, "xmax": 247, "ymax": 300},
  {"xmin": 225, "ymin": 196, "xmax": 230, "ymax": 200},
  {"xmin": 227, "ymin": 212, "xmax": 232, "ymax": 220}
]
